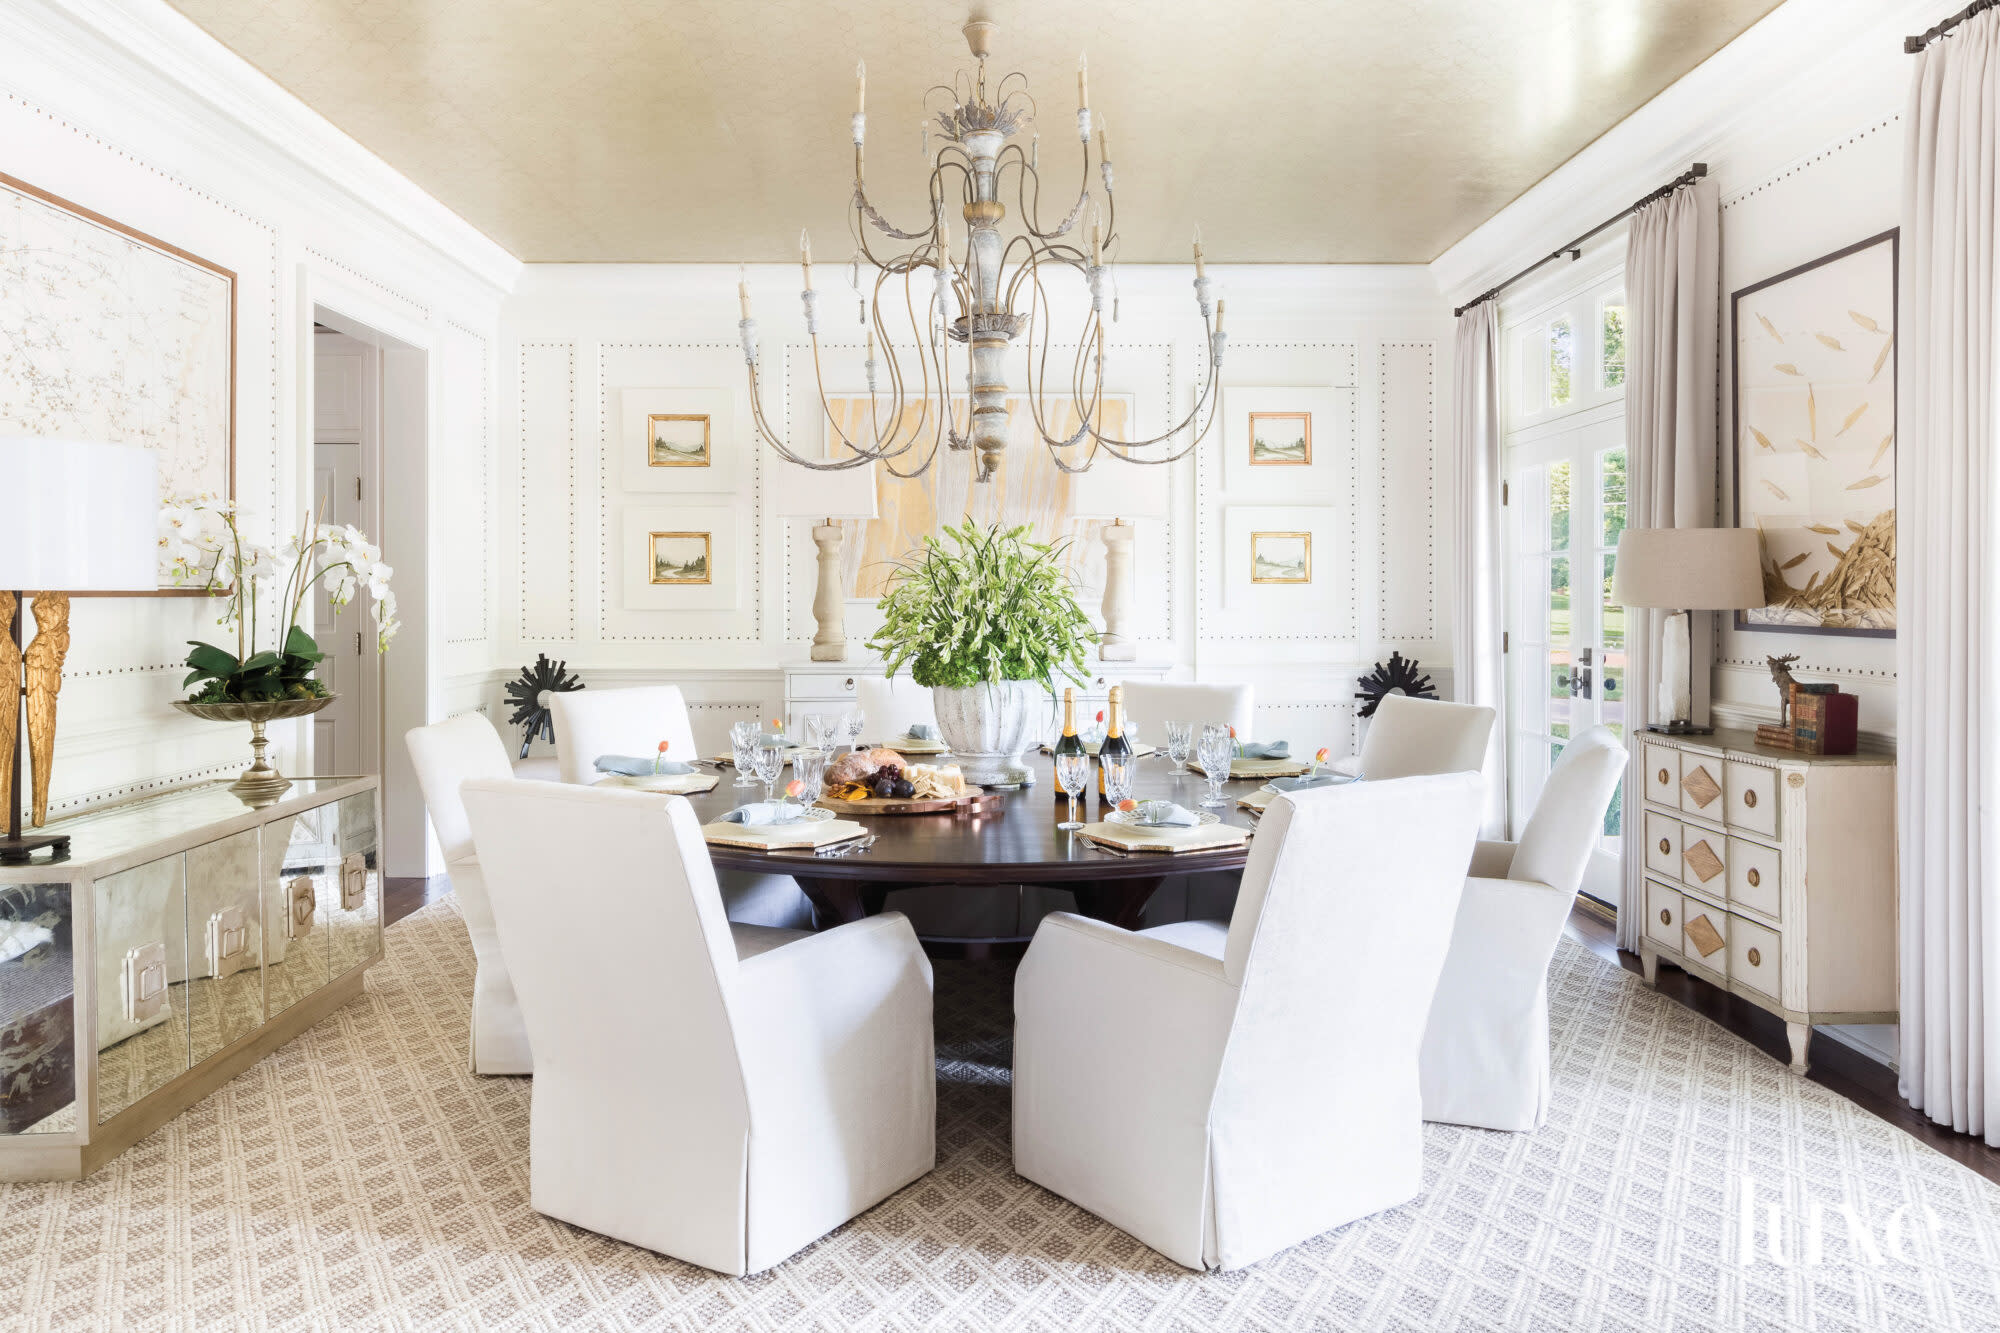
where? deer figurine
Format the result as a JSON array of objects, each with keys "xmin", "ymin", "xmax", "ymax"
[{"xmin": 1767, "ymin": 654, "xmax": 1801, "ymax": 727}]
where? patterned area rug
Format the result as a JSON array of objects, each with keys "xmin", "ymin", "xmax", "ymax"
[{"xmin": 4, "ymin": 897, "xmax": 2000, "ymax": 1332}]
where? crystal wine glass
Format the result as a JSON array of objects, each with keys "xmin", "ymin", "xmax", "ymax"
[
  {"xmin": 729, "ymin": 720, "xmax": 761, "ymax": 787},
  {"xmin": 839, "ymin": 706, "xmax": 865, "ymax": 753},
  {"xmin": 1197, "ymin": 724, "xmax": 1233, "ymax": 808},
  {"xmin": 752, "ymin": 741, "xmax": 785, "ymax": 804},
  {"xmin": 792, "ymin": 748, "xmax": 828, "ymax": 815},
  {"xmin": 1164, "ymin": 720, "xmax": 1193, "ymax": 774},
  {"xmin": 1054, "ymin": 751, "xmax": 1091, "ymax": 831},
  {"xmin": 801, "ymin": 712, "xmax": 834, "ymax": 754},
  {"xmin": 1102, "ymin": 754, "xmax": 1134, "ymax": 809}
]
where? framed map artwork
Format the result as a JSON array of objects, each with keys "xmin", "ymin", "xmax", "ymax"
[{"xmin": 0, "ymin": 173, "xmax": 235, "ymax": 592}]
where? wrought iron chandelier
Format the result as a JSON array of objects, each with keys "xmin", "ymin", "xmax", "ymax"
[{"xmin": 736, "ymin": 18, "xmax": 1227, "ymax": 484}]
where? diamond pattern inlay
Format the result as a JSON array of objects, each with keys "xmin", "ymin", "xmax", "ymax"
[{"xmin": 1681, "ymin": 763, "xmax": 1722, "ymax": 809}]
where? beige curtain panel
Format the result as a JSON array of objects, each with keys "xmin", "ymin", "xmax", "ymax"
[
  {"xmin": 1450, "ymin": 298, "xmax": 1506, "ymax": 838},
  {"xmin": 1899, "ymin": 9, "xmax": 2000, "ymax": 1145},
  {"xmin": 1615, "ymin": 174, "xmax": 1721, "ymax": 954}
]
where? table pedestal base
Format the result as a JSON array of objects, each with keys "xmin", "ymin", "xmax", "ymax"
[{"xmin": 794, "ymin": 874, "xmax": 1169, "ymax": 944}]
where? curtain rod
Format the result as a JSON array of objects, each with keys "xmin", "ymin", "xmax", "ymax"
[
  {"xmin": 1452, "ymin": 163, "xmax": 1708, "ymax": 319},
  {"xmin": 1908, "ymin": 0, "xmax": 1996, "ymax": 52}
]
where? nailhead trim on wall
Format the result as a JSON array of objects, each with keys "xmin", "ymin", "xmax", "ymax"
[{"xmin": 518, "ymin": 342, "xmax": 576, "ymax": 640}]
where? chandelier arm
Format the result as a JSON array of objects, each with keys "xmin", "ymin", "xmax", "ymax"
[
  {"xmin": 1072, "ymin": 329, "xmax": 1223, "ymax": 455},
  {"xmin": 1018, "ymin": 261, "xmax": 1090, "ymax": 453}
]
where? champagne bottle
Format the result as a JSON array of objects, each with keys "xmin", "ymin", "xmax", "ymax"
[
  {"xmin": 1053, "ymin": 687, "xmax": 1086, "ymax": 801},
  {"xmin": 1097, "ymin": 684, "xmax": 1131, "ymax": 797}
]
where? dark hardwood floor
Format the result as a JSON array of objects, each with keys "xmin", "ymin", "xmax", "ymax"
[
  {"xmin": 387, "ymin": 874, "xmax": 2000, "ymax": 1186},
  {"xmin": 1563, "ymin": 904, "xmax": 2000, "ymax": 1186}
]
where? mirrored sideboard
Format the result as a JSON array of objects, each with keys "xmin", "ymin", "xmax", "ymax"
[{"xmin": 0, "ymin": 776, "xmax": 381, "ymax": 1180}]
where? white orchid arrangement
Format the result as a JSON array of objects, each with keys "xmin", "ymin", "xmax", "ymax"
[{"xmin": 160, "ymin": 496, "xmax": 399, "ymax": 704}]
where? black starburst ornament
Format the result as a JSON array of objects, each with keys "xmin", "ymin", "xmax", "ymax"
[
  {"xmin": 505, "ymin": 654, "xmax": 583, "ymax": 759},
  {"xmin": 1354, "ymin": 651, "xmax": 1437, "ymax": 718}
]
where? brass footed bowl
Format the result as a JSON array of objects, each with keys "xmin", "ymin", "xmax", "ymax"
[{"xmin": 172, "ymin": 695, "xmax": 338, "ymax": 805}]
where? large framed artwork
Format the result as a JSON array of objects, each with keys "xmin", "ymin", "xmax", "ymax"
[
  {"xmin": 0, "ymin": 173, "xmax": 236, "ymax": 593},
  {"xmin": 1731, "ymin": 229, "xmax": 1896, "ymax": 637}
]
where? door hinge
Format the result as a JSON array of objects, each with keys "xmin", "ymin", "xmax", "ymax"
[
  {"xmin": 1501, "ymin": 480, "xmax": 1509, "ymax": 505},
  {"xmin": 354, "ymin": 630, "xmax": 363, "ymax": 655},
  {"xmin": 355, "ymin": 476, "xmax": 363, "ymax": 502},
  {"xmin": 1502, "ymin": 631, "xmax": 1509, "ymax": 653}
]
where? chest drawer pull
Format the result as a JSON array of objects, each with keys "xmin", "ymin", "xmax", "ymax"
[
  {"xmin": 1746, "ymin": 946, "xmax": 1762, "ymax": 967},
  {"xmin": 1659, "ymin": 838, "xmax": 1671, "ymax": 855},
  {"xmin": 1746, "ymin": 867, "xmax": 1761, "ymax": 888},
  {"xmin": 1744, "ymin": 789, "xmax": 1759, "ymax": 809},
  {"xmin": 1658, "ymin": 767, "xmax": 1670, "ymax": 785},
  {"xmin": 1660, "ymin": 907, "xmax": 1672, "ymax": 926}
]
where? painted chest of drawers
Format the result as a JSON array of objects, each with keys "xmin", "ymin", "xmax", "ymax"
[{"xmin": 1634, "ymin": 727, "xmax": 1895, "ymax": 1071}]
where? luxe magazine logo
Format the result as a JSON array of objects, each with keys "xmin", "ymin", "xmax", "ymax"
[{"xmin": 1734, "ymin": 1177, "xmax": 1944, "ymax": 1267}]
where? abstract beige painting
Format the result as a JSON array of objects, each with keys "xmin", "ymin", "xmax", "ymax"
[
  {"xmin": 819, "ymin": 395, "xmax": 1132, "ymax": 600},
  {"xmin": 1731, "ymin": 230, "xmax": 1896, "ymax": 636}
]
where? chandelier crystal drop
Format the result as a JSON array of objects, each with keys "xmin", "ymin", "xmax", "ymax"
[{"xmin": 735, "ymin": 18, "xmax": 1227, "ymax": 484}]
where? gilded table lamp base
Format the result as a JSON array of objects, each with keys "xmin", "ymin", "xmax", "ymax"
[{"xmin": 1, "ymin": 591, "xmax": 72, "ymax": 866}]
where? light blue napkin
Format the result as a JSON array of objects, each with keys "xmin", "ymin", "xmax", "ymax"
[
  {"xmin": 595, "ymin": 755, "xmax": 695, "ymax": 776},
  {"xmin": 718, "ymin": 801, "xmax": 801, "ymax": 825},
  {"xmin": 1129, "ymin": 800, "xmax": 1199, "ymax": 827},
  {"xmin": 759, "ymin": 733, "xmax": 788, "ymax": 747},
  {"xmin": 1269, "ymin": 773, "xmax": 1350, "ymax": 792},
  {"xmin": 903, "ymin": 723, "xmax": 939, "ymax": 741},
  {"xmin": 1238, "ymin": 740, "xmax": 1290, "ymax": 759}
]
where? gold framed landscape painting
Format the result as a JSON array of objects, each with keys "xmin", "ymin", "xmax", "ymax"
[
  {"xmin": 649, "ymin": 531, "xmax": 711, "ymax": 585},
  {"xmin": 1731, "ymin": 229, "xmax": 1896, "ymax": 637},
  {"xmin": 647, "ymin": 413, "xmax": 711, "ymax": 467},
  {"xmin": 1249, "ymin": 411, "xmax": 1311, "ymax": 465},
  {"xmin": 1250, "ymin": 531, "xmax": 1311, "ymax": 584}
]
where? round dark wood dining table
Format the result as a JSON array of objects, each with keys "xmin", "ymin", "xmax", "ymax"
[{"xmin": 685, "ymin": 752, "xmax": 1262, "ymax": 957}]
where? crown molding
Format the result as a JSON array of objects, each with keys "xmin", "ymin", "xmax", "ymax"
[
  {"xmin": 5, "ymin": 0, "xmax": 521, "ymax": 297},
  {"xmin": 1429, "ymin": 0, "xmax": 1953, "ymax": 308}
]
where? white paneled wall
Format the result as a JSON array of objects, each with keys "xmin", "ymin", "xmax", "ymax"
[
  {"xmin": 1, "ymin": 1, "xmax": 513, "ymax": 871},
  {"xmin": 497, "ymin": 265, "xmax": 1454, "ymax": 758}
]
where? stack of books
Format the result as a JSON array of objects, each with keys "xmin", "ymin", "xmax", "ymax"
[{"xmin": 1757, "ymin": 682, "xmax": 1858, "ymax": 755}]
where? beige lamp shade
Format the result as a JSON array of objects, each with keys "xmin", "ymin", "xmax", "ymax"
[
  {"xmin": 768, "ymin": 455, "xmax": 879, "ymax": 520},
  {"xmin": 1613, "ymin": 527, "xmax": 1764, "ymax": 610},
  {"xmin": 0, "ymin": 438, "xmax": 159, "ymax": 590}
]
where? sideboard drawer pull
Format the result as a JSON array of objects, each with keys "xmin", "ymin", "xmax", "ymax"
[
  {"xmin": 1744, "ymin": 789, "xmax": 1758, "ymax": 809},
  {"xmin": 843, "ymin": 677, "xmax": 855, "ymax": 690},
  {"xmin": 1659, "ymin": 908, "xmax": 1673, "ymax": 926},
  {"xmin": 1746, "ymin": 868, "xmax": 1761, "ymax": 888},
  {"xmin": 1658, "ymin": 767, "xmax": 1670, "ymax": 785},
  {"xmin": 1659, "ymin": 838, "xmax": 1671, "ymax": 855},
  {"xmin": 1746, "ymin": 946, "xmax": 1762, "ymax": 967}
]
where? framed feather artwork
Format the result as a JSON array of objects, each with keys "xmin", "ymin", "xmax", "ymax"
[{"xmin": 1730, "ymin": 230, "xmax": 1896, "ymax": 637}]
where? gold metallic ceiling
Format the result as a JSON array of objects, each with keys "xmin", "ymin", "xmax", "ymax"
[{"xmin": 169, "ymin": 0, "xmax": 1783, "ymax": 263}]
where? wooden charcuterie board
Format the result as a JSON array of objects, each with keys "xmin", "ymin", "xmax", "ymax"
[{"xmin": 818, "ymin": 789, "xmax": 1006, "ymax": 816}]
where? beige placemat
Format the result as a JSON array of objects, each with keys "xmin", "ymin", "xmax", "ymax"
[
  {"xmin": 1237, "ymin": 786, "xmax": 1276, "ymax": 812},
  {"xmin": 600, "ymin": 772, "xmax": 720, "ymax": 795},
  {"xmin": 701, "ymin": 818, "xmax": 868, "ymax": 851},
  {"xmin": 1189, "ymin": 756, "xmax": 1310, "ymax": 779},
  {"xmin": 1082, "ymin": 821, "xmax": 1250, "ymax": 854},
  {"xmin": 886, "ymin": 740, "xmax": 949, "ymax": 755}
]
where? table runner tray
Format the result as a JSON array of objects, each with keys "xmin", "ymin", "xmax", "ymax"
[{"xmin": 819, "ymin": 790, "xmax": 1005, "ymax": 816}]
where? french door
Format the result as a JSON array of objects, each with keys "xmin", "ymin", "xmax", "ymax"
[{"xmin": 1505, "ymin": 412, "xmax": 1626, "ymax": 903}]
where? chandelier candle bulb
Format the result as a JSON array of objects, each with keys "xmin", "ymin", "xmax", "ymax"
[
  {"xmin": 856, "ymin": 59, "xmax": 865, "ymax": 113},
  {"xmin": 1193, "ymin": 226, "xmax": 1206, "ymax": 280},
  {"xmin": 1031, "ymin": 132, "xmax": 1039, "ymax": 168},
  {"xmin": 738, "ymin": 266, "xmax": 751, "ymax": 320},
  {"xmin": 1077, "ymin": 52, "xmax": 1088, "ymax": 109},
  {"xmin": 799, "ymin": 229, "xmax": 813, "ymax": 284}
]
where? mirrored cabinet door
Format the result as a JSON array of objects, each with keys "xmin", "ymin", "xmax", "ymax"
[
  {"xmin": 328, "ymin": 794, "xmax": 380, "ymax": 979},
  {"xmin": 0, "ymin": 883, "xmax": 76, "ymax": 1135},
  {"xmin": 94, "ymin": 855, "xmax": 190, "ymax": 1123},
  {"xmin": 185, "ymin": 829, "xmax": 263, "ymax": 1066},
  {"xmin": 263, "ymin": 807, "xmax": 332, "ymax": 1020}
]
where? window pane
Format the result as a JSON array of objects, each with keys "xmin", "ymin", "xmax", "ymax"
[
  {"xmin": 1599, "ymin": 446, "xmax": 1626, "ymax": 549},
  {"xmin": 1549, "ymin": 555, "xmax": 1571, "ymax": 740},
  {"xmin": 1602, "ymin": 297, "xmax": 1627, "ymax": 389},
  {"xmin": 1548, "ymin": 317, "xmax": 1574, "ymax": 406},
  {"xmin": 1547, "ymin": 460, "xmax": 1571, "ymax": 551}
]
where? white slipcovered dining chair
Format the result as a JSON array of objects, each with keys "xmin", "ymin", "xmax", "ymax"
[
  {"xmin": 548, "ymin": 684, "xmax": 810, "ymax": 929},
  {"xmin": 1333, "ymin": 693, "xmax": 1496, "ymax": 780},
  {"xmin": 1013, "ymin": 771, "xmax": 1485, "ymax": 1271},
  {"xmin": 1421, "ymin": 726, "xmax": 1626, "ymax": 1132},
  {"xmin": 550, "ymin": 685, "xmax": 699, "ymax": 785},
  {"xmin": 855, "ymin": 675, "xmax": 939, "ymax": 741},
  {"xmin": 405, "ymin": 713, "xmax": 533, "ymax": 1075},
  {"xmin": 461, "ymin": 779, "xmax": 937, "ymax": 1275},
  {"xmin": 1120, "ymin": 682, "xmax": 1255, "ymax": 738}
]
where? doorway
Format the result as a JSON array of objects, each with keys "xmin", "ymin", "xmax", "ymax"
[{"xmin": 310, "ymin": 326, "xmax": 381, "ymax": 780}]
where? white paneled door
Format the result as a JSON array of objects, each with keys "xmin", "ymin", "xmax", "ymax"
[
  {"xmin": 1505, "ymin": 414, "xmax": 1626, "ymax": 902},
  {"xmin": 312, "ymin": 442, "xmax": 377, "ymax": 778}
]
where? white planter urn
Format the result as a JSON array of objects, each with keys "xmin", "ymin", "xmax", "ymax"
[{"xmin": 931, "ymin": 680, "xmax": 1047, "ymax": 788}]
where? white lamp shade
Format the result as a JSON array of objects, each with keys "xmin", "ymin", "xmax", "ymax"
[
  {"xmin": 0, "ymin": 438, "xmax": 159, "ymax": 591},
  {"xmin": 1613, "ymin": 527, "xmax": 1764, "ymax": 610},
  {"xmin": 769, "ymin": 456, "xmax": 879, "ymax": 520},
  {"xmin": 1067, "ymin": 450, "xmax": 1170, "ymax": 520}
]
